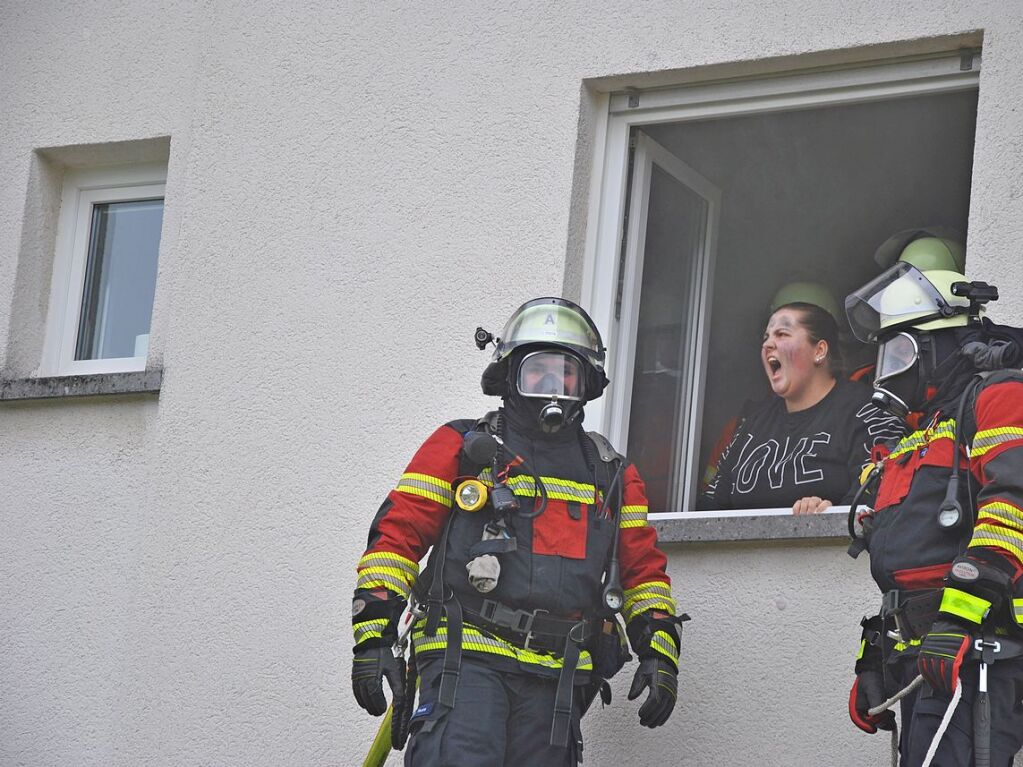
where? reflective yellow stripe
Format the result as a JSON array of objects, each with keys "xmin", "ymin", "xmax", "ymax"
[
  {"xmin": 1014, "ymin": 598, "xmax": 1023, "ymax": 625},
  {"xmin": 650, "ymin": 629, "xmax": 679, "ymax": 663},
  {"xmin": 356, "ymin": 551, "xmax": 419, "ymax": 598},
  {"xmin": 970, "ymin": 427, "xmax": 1023, "ymax": 458},
  {"xmin": 892, "ymin": 637, "xmax": 923, "ymax": 653},
  {"xmin": 939, "ymin": 587, "xmax": 991, "ymax": 625},
  {"xmin": 888, "ymin": 419, "xmax": 956, "ymax": 460},
  {"xmin": 620, "ymin": 504, "xmax": 648, "ymax": 529},
  {"xmin": 969, "ymin": 524, "xmax": 1023, "ymax": 564},
  {"xmin": 356, "ymin": 573, "xmax": 413, "ymax": 598},
  {"xmin": 976, "ymin": 501, "xmax": 1023, "ymax": 533},
  {"xmin": 353, "ymin": 618, "xmax": 388, "ymax": 644},
  {"xmin": 505, "ymin": 475, "xmax": 597, "ymax": 503},
  {"xmin": 358, "ymin": 552, "xmax": 419, "ymax": 580},
  {"xmin": 411, "ymin": 622, "xmax": 593, "ymax": 671},
  {"xmin": 396, "ymin": 472, "xmax": 454, "ymax": 506},
  {"xmin": 622, "ymin": 581, "xmax": 676, "ymax": 622},
  {"xmin": 856, "ymin": 639, "xmax": 866, "ymax": 661}
]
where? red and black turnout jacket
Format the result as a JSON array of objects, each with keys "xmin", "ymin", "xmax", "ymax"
[
  {"xmin": 352, "ymin": 413, "xmax": 679, "ymax": 675},
  {"xmin": 864, "ymin": 370, "xmax": 1023, "ymax": 634}
]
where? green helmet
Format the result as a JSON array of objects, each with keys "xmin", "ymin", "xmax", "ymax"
[
  {"xmin": 481, "ymin": 297, "xmax": 608, "ymax": 400},
  {"xmin": 898, "ymin": 237, "xmax": 966, "ymax": 273},
  {"xmin": 845, "ymin": 263, "xmax": 976, "ymax": 342},
  {"xmin": 769, "ymin": 281, "xmax": 841, "ymax": 323},
  {"xmin": 873, "ymin": 227, "xmax": 966, "ymax": 271}
]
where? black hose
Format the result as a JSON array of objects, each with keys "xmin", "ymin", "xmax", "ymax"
[{"xmin": 847, "ymin": 465, "xmax": 882, "ymax": 540}]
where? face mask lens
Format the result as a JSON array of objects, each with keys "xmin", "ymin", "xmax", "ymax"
[
  {"xmin": 517, "ymin": 351, "xmax": 585, "ymax": 400},
  {"xmin": 876, "ymin": 333, "xmax": 918, "ymax": 384}
]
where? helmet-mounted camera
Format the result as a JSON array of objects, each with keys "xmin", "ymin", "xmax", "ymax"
[{"xmin": 950, "ymin": 280, "xmax": 998, "ymax": 320}]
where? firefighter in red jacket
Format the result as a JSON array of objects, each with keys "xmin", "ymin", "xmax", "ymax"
[
  {"xmin": 351, "ymin": 298, "xmax": 684, "ymax": 766},
  {"xmin": 844, "ymin": 260, "xmax": 1023, "ymax": 764}
]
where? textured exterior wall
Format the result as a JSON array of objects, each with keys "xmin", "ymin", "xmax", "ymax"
[{"xmin": 3, "ymin": 2, "xmax": 1023, "ymax": 765}]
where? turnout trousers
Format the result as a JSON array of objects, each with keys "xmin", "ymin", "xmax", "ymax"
[
  {"xmin": 889, "ymin": 655, "xmax": 1023, "ymax": 766},
  {"xmin": 404, "ymin": 656, "xmax": 582, "ymax": 767}
]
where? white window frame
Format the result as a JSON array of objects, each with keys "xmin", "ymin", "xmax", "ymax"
[
  {"xmin": 41, "ymin": 163, "xmax": 167, "ymax": 377},
  {"xmin": 580, "ymin": 52, "xmax": 981, "ymax": 517}
]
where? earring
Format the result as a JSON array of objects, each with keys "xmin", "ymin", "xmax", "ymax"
[{"xmin": 815, "ymin": 356, "xmax": 824, "ymax": 364}]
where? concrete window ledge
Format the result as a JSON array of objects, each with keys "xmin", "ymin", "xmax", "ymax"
[
  {"xmin": 652, "ymin": 508, "xmax": 850, "ymax": 544},
  {"xmin": 0, "ymin": 370, "xmax": 162, "ymax": 402}
]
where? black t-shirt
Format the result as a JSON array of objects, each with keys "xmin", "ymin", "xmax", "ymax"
[{"xmin": 698, "ymin": 380, "xmax": 905, "ymax": 510}]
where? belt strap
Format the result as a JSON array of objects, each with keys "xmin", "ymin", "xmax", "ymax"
[
  {"xmin": 462, "ymin": 594, "xmax": 588, "ymax": 639},
  {"xmin": 881, "ymin": 589, "xmax": 942, "ymax": 641},
  {"xmin": 550, "ymin": 623, "xmax": 588, "ymax": 748},
  {"xmin": 437, "ymin": 595, "xmax": 463, "ymax": 709}
]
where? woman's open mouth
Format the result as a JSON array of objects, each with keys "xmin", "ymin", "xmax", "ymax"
[{"xmin": 767, "ymin": 356, "xmax": 781, "ymax": 374}]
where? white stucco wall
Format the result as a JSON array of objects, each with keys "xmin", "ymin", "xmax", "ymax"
[{"xmin": 3, "ymin": 2, "xmax": 1023, "ymax": 765}]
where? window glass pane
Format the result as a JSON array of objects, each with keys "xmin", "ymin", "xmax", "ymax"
[
  {"xmin": 626, "ymin": 165, "xmax": 708, "ymax": 512},
  {"xmin": 75, "ymin": 198, "xmax": 164, "ymax": 361}
]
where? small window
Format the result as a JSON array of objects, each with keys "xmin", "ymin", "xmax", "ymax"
[{"xmin": 42, "ymin": 165, "xmax": 166, "ymax": 376}]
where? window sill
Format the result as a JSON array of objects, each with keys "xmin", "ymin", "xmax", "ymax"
[
  {"xmin": 0, "ymin": 370, "xmax": 162, "ymax": 401},
  {"xmin": 652, "ymin": 506, "xmax": 850, "ymax": 544}
]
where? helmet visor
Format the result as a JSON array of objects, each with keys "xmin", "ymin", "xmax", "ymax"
[
  {"xmin": 496, "ymin": 298, "xmax": 605, "ymax": 371},
  {"xmin": 845, "ymin": 262, "xmax": 952, "ymax": 342},
  {"xmin": 875, "ymin": 332, "xmax": 919, "ymax": 386},
  {"xmin": 516, "ymin": 351, "xmax": 585, "ymax": 401}
]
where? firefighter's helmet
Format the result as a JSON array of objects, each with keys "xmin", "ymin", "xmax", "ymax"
[
  {"xmin": 769, "ymin": 281, "xmax": 841, "ymax": 324},
  {"xmin": 481, "ymin": 297, "xmax": 608, "ymax": 400}
]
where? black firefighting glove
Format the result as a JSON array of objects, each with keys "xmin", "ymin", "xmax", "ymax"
[
  {"xmin": 352, "ymin": 646, "xmax": 406, "ymax": 716},
  {"xmin": 917, "ymin": 550, "xmax": 1015, "ymax": 696},
  {"xmin": 628, "ymin": 657, "xmax": 678, "ymax": 728},
  {"xmin": 849, "ymin": 615, "xmax": 894, "ymax": 734},
  {"xmin": 849, "ymin": 670, "xmax": 894, "ymax": 733},
  {"xmin": 917, "ymin": 620, "xmax": 972, "ymax": 696}
]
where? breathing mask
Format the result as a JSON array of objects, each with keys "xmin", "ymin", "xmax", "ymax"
[
  {"xmin": 514, "ymin": 350, "xmax": 586, "ymax": 433},
  {"xmin": 872, "ymin": 331, "xmax": 926, "ymax": 418}
]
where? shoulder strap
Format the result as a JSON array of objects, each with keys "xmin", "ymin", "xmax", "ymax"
[{"xmin": 586, "ymin": 431, "xmax": 624, "ymax": 465}]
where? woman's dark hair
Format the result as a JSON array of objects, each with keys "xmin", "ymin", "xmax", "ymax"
[{"xmin": 774, "ymin": 301, "xmax": 845, "ymax": 378}]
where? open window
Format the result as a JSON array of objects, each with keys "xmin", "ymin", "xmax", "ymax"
[{"xmin": 582, "ymin": 52, "xmax": 980, "ymax": 515}]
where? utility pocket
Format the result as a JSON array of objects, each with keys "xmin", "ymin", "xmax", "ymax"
[
  {"xmin": 532, "ymin": 499, "xmax": 588, "ymax": 559},
  {"xmin": 874, "ymin": 452, "xmax": 917, "ymax": 510}
]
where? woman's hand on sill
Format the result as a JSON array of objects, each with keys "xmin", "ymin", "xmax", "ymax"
[{"xmin": 791, "ymin": 496, "xmax": 833, "ymax": 515}]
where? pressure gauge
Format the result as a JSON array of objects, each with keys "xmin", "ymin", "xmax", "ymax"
[
  {"xmin": 938, "ymin": 503, "xmax": 962, "ymax": 529},
  {"xmin": 603, "ymin": 586, "xmax": 624, "ymax": 612}
]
